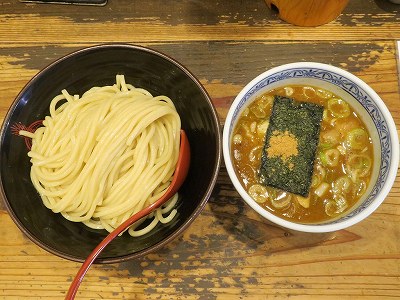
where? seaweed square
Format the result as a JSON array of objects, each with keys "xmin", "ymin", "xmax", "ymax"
[{"xmin": 259, "ymin": 96, "xmax": 324, "ymax": 196}]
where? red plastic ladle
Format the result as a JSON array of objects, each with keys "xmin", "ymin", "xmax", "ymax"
[{"xmin": 65, "ymin": 130, "xmax": 190, "ymax": 299}]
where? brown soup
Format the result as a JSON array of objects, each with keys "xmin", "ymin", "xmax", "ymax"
[{"xmin": 231, "ymin": 85, "xmax": 373, "ymax": 223}]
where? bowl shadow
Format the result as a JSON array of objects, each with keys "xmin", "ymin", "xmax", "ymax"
[{"xmin": 206, "ymin": 163, "xmax": 347, "ymax": 257}]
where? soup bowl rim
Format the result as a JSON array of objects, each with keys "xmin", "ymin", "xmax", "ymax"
[{"xmin": 223, "ymin": 61, "xmax": 399, "ymax": 233}]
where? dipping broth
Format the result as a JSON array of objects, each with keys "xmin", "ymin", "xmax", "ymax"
[{"xmin": 231, "ymin": 85, "xmax": 373, "ymax": 223}]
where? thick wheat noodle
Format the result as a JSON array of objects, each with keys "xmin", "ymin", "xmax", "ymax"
[{"xmin": 19, "ymin": 75, "xmax": 181, "ymax": 236}]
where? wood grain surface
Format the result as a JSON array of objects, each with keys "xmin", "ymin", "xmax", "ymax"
[
  {"xmin": 264, "ymin": 0, "xmax": 350, "ymax": 27},
  {"xmin": 0, "ymin": 0, "xmax": 399, "ymax": 299}
]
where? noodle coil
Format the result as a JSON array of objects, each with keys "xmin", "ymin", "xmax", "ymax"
[{"xmin": 20, "ymin": 75, "xmax": 181, "ymax": 236}]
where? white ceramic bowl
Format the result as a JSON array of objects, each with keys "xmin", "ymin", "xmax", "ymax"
[{"xmin": 223, "ymin": 62, "xmax": 399, "ymax": 233}]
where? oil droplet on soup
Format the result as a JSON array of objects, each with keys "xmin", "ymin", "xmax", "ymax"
[{"xmin": 231, "ymin": 85, "xmax": 373, "ymax": 223}]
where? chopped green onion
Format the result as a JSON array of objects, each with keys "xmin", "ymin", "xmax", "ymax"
[
  {"xmin": 319, "ymin": 142, "xmax": 333, "ymax": 150},
  {"xmin": 324, "ymin": 149, "xmax": 340, "ymax": 167},
  {"xmin": 345, "ymin": 128, "xmax": 369, "ymax": 150},
  {"xmin": 248, "ymin": 184, "xmax": 268, "ymax": 203},
  {"xmin": 321, "ymin": 128, "xmax": 340, "ymax": 146},
  {"xmin": 284, "ymin": 87, "xmax": 294, "ymax": 96},
  {"xmin": 328, "ymin": 97, "xmax": 350, "ymax": 118},
  {"xmin": 332, "ymin": 176, "xmax": 352, "ymax": 195},
  {"xmin": 257, "ymin": 120, "xmax": 269, "ymax": 137},
  {"xmin": 315, "ymin": 182, "xmax": 330, "ymax": 197},
  {"xmin": 324, "ymin": 196, "xmax": 348, "ymax": 217},
  {"xmin": 346, "ymin": 154, "xmax": 372, "ymax": 178},
  {"xmin": 319, "ymin": 151, "xmax": 328, "ymax": 166},
  {"xmin": 325, "ymin": 200, "xmax": 337, "ymax": 217},
  {"xmin": 250, "ymin": 105, "xmax": 266, "ymax": 118}
]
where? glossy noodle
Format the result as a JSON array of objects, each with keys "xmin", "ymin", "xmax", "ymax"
[{"xmin": 20, "ymin": 75, "xmax": 181, "ymax": 236}]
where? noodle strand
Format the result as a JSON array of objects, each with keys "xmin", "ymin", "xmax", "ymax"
[{"xmin": 21, "ymin": 75, "xmax": 181, "ymax": 236}]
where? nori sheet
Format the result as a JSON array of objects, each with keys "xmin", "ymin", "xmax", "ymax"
[{"xmin": 259, "ymin": 96, "xmax": 324, "ymax": 197}]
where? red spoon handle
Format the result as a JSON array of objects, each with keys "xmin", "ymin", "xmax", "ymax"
[
  {"xmin": 65, "ymin": 202, "xmax": 161, "ymax": 299},
  {"xmin": 65, "ymin": 130, "xmax": 190, "ymax": 299}
]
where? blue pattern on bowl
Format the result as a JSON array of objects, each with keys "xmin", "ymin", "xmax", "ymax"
[{"xmin": 230, "ymin": 67, "xmax": 392, "ymax": 224}]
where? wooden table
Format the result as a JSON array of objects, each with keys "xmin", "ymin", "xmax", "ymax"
[{"xmin": 1, "ymin": 0, "xmax": 399, "ymax": 299}]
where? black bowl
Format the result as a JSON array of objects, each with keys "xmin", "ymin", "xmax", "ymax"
[{"xmin": 0, "ymin": 44, "xmax": 221, "ymax": 263}]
